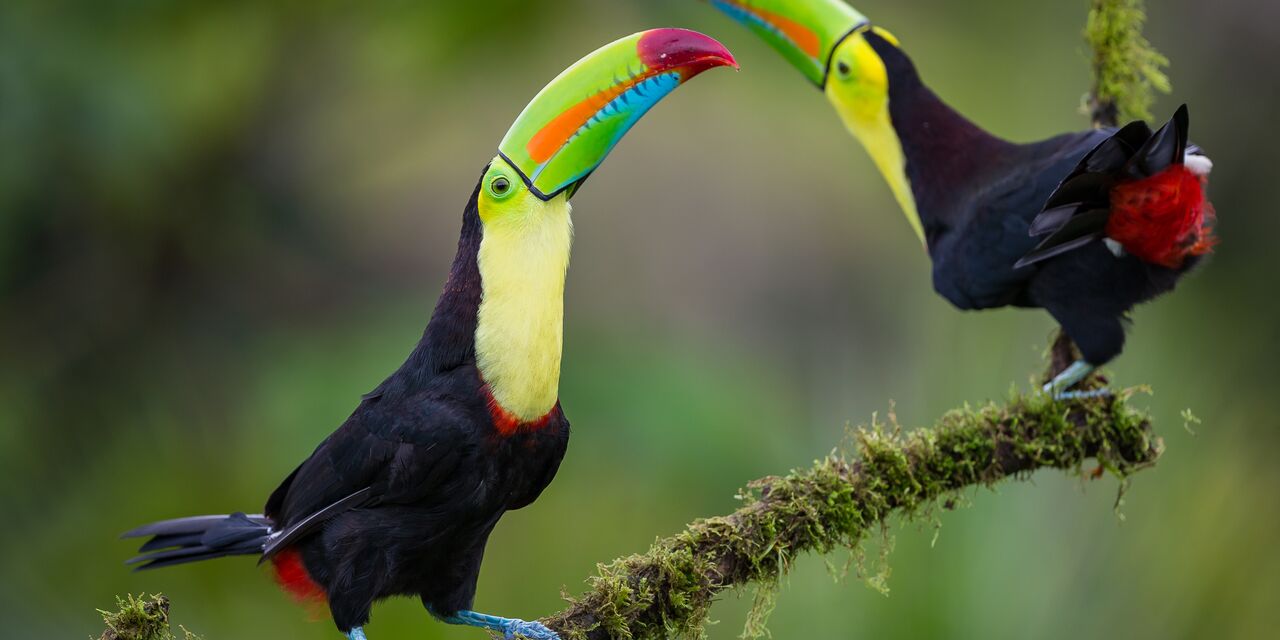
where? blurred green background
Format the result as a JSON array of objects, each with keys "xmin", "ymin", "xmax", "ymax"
[{"xmin": 3, "ymin": 0, "xmax": 1277, "ymax": 638}]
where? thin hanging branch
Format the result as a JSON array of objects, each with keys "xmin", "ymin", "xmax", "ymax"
[{"xmin": 1085, "ymin": 0, "xmax": 1171, "ymax": 127}]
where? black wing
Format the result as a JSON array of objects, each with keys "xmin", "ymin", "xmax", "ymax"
[
  {"xmin": 1015, "ymin": 105, "xmax": 1191, "ymax": 269},
  {"xmin": 260, "ymin": 487, "xmax": 372, "ymax": 561},
  {"xmin": 260, "ymin": 388, "xmax": 473, "ymax": 557}
]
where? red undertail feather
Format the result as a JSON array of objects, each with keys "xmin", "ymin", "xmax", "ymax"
[
  {"xmin": 271, "ymin": 547, "xmax": 326, "ymax": 603},
  {"xmin": 1106, "ymin": 164, "xmax": 1217, "ymax": 268}
]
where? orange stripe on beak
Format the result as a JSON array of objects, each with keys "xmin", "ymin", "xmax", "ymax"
[
  {"xmin": 527, "ymin": 80, "xmax": 637, "ymax": 164},
  {"xmin": 724, "ymin": 0, "xmax": 822, "ymax": 58}
]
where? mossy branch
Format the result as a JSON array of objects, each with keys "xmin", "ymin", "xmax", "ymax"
[
  {"xmin": 540, "ymin": 384, "xmax": 1162, "ymax": 640},
  {"xmin": 1085, "ymin": 0, "xmax": 1171, "ymax": 127},
  {"xmin": 100, "ymin": 383, "xmax": 1162, "ymax": 640}
]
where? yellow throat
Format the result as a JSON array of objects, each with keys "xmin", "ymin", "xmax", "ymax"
[
  {"xmin": 474, "ymin": 180, "xmax": 573, "ymax": 422},
  {"xmin": 823, "ymin": 29, "xmax": 923, "ymax": 245}
]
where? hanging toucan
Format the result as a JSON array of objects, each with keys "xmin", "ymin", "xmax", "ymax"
[
  {"xmin": 121, "ymin": 29, "xmax": 736, "ymax": 640},
  {"xmin": 706, "ymin": 0, "xmax": 1216, "ymax": 396}
]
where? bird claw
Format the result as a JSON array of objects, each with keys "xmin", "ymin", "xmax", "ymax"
[
  {"xmin": 1054, "ymin": 388, "xmax": 1112, "ymax": 401},
  {"xmin": 1043, "ymin": 360, "xmax": 1106, "ymax": 400},
  {"xmin": 441, "ymin": 610, "xmax": 560, "ymax": 640},
  {"xmin": 502, "ymin": 619, "xmax": 560, "ymax": 640}
]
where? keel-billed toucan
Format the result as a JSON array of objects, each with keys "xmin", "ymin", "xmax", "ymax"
[
  {"xmin": 121, "ymin": 29, "xmax": 736, "ymax": 640},
  {"xmin": 707, "ymin": 0, "xmax": 1216, "ymax": 396}
]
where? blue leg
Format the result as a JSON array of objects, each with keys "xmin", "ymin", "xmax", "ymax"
[
  {"xmin": 347, "ymin": 627, "xmax": 368, "ymax": 640},
  {"xmin": 444, "ymin": 610, "xmax": 560, "ymax": 640},
  {"xmin": 1043, "ymin": 360, "xmax": 1110, "ymax": 399}
]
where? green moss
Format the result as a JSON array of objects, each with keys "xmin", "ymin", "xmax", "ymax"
[
  {"xmin": 97, "ymin": 594, "xmax": 200, "ymax": 640},
  {"xmin": 544, "ymin": 388, "xmax": 1163, "ymax": 640},
  {"xmin": 1085, "ymin": 0, "xmax": 1171, "ymax": 124},
  {"xmin": 741, "ymin": 584, "xmax": 778, "ymax": 639}
]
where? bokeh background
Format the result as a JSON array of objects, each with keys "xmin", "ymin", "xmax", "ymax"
[{"xmin": 3, "ymin": 0, "xmax": 1277, "ymax": 638}]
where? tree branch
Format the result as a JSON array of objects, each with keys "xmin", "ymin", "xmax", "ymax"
[
  {"xmin": 539, "ymin": 385, "xmax": 1161, "ymax": 639},
  {"xmin": 100, "ymin": 383, "xmax": 1162, "ymax": 640}
]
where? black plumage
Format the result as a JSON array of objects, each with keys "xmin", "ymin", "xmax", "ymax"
[
  {"xmin": 123, "ymin": 173, "xmax": 570, "ymax": 632},
  {"xmin": 1017, "ymin": 107, "xmax": 1194, "ymax": 267},
  {"xmin": 865, "ymin": 32, "xmax": 1206, "ymax": 370}
]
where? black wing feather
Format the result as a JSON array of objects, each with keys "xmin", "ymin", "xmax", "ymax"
[
  {"xmin": 1015, "ymin": 209, "xmax": 1111, "ymax": 268},
  {"xmin": 260, "ymin": 487, "xmax": 374, "ymax": 562}
]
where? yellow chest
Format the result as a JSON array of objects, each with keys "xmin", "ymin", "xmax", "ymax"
[{"xmin": 474, "ymin": 198, "xmax": 573, "ymax": 422}]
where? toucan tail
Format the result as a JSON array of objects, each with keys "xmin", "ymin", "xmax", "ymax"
[
  {"xmin": 122, "ymin": 512, "xmax": 273, "ymax": 570},
  {"xmin": 1016, "ymin": 104, "xmax": 1214, "ymax": 269}
]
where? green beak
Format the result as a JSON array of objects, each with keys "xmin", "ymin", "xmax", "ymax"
[
  {"xmin": 498, "ymin": 29, "xmax": 738, "ymax": 200},
  {"xmin": 706, "ymin": 0, "xmax": 867, "ymax": 87}
]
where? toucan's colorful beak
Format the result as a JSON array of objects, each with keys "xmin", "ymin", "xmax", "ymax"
[
  {"xmin": 499, "ymin": 28, "xmax": 737, "ymax": 200},
  {"xmin": 706, "ymin": 0, "xmax": 866, "ymax": 87}
]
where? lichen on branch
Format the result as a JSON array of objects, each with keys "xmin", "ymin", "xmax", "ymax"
[
  {"xmin": 541, "ymin": 388, "xmax": 1162, "ymax": 640},
  {"xmin": 1086, "ymin": 0, "xmax": 1171, "ymax": 127}
]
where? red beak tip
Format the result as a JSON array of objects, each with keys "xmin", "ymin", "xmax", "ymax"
[
  {"xmin": 639, "ymin": 28, "xmax": 738, "ymax": 74},
  {"xmin": 714, "ymin": 49, "xmax": 740, "ymax": 70}
]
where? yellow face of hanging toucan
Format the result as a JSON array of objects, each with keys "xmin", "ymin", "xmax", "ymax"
[{"xmin": 706, "ymin": 0, "xmax": 921, "ymax": 240}]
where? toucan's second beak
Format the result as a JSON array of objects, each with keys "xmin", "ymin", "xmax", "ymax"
[
  {"xmin": 707, "ymin": 0, "xmax": 866, "ymax": 87},
  {"xmin": 499, "ymin": 28, "xmax": 737, "ymax": 200}
]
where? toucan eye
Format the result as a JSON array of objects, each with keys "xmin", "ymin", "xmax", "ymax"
[
  {"xmin": 837, "ymin": 61, "xmax": 851, "ymax": 77},
  {"xmin": 490, "ymin": 176, "xmax": 512, "ymax": 197}
]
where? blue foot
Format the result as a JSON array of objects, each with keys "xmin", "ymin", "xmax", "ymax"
[
  {"xmin": 1043, "ymin": 360, "xmax": 1104, "ymax": 400},
  {"xmin": 347, "ymin": 627, "xmax": 368, "ymax": 640},
  {"xmin": 445, "ymin": 610, "xmax": 560, "ymax": 640}
]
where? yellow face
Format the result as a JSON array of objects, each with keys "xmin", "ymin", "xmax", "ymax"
[
  {"xmin": 825, "ymin": 27, "xmax": 897, "ymax": 124},
  {"xmin": 477, "ymin": 157, "xmax": 544, "ymax": 225},
  {"xmin": 474, "ymin": 156, "xmax": 574, "ymax": 422},
  {"xmin": 823, "ymin": 28, "xmax": 924, "ymax": 244}
]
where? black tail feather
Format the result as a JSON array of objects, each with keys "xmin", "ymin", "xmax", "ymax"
[
  {"xmin": 123, "ymin": 512, "xmax": 273, "ymax": 571},
  {"xmin": 1018, "ymin": 106, "xmax": 1193, "ymax": 268},
  {"xmin": 137, "ymin": 532, "xmax": 203, "ymax": 553}
]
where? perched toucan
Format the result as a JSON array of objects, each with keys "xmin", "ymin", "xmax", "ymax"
[
  {"xmin": 121, "ymin": 29, "xmax": 736, "ymax": 640},
  {"xmin": 706, "ymin": 0, "xmax": 1216, "ymax": 396}
]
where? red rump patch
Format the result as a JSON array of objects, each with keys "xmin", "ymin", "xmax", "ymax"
[
  {"xmin": 271, "ymin": 547, "xmax": 326, "ymax": 604},
  {"xmin": 1106, "ymin": 164, "xmax": 1217, "ymax": 268}
]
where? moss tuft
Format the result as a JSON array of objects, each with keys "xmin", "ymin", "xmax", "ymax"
[
  {"xmin": 97, "ymin": 594, "xmax": 200, "ymax": 640},
  {"xmin": 1085, "ymin": 0, "xmax": 1171, "ymax": 125}
]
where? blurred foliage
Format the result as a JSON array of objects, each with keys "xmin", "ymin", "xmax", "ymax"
[{"xmin": 2, "ymin": 1, "xmax": 1278, "ymax": 639}]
